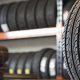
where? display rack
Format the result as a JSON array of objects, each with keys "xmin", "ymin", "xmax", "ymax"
[{"xmin": 0, "ymin": 0, "xmax": 64, "ymax": 79}]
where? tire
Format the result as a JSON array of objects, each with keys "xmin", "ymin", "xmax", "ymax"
[
  {"xmin": 16, "ymin": 53, "xmax": 28, "ymax": 75},
  {"xmin": 0, "ymin": 46, "xmax": 8, "ymax": 67},
  {"xmin": 32, "ymin": 48, "xmax": 53, "ymax": 78},
  {"xmin": 24, "ymin": 52, "xmax": 35, "ymax": 75},
  {"xmin": 40, "ymin": 49, "xmax": 56, "ymax": 79},
  {"xmin": 6, "ymin": 53, "xmax": 15, "ymax": 73},
  {"xmin": 26, "ymin": 0, "xmax": 38, "ymax": 29},
  {"xmin": 49, "ymin": 53, "xmax": 56, "ymax": 79},
  {"xmin": 46, "ymin": 0, "xmax": 56, "ymax": 27},
  {"xmin": 9, "ymin": 53, "xmax": 22, "ymax": 74},
  {"xmin": 63, "ymin": 0, "xmax": 80, "ymax": 80},
  {"xmin": 0, "ymin": 5, "xmax": 4, "ymax": 32},
  {"xmin": 36, "ymin": 0, "xmax": 48, "ymax": 28},
  {"xmin": 7, "ymin": 3, "xmax": 21, "ymax": 31},
  {"xmin": 17, "ymin": 2, "xmax": 28, "ymax": 30},
  {"xmin": 0, "ymin": 4, "xmax": 12, "ymax": 32},
  {"xmin": 49, "ymin": 53, "xmax": 69, "ymax": 79}
]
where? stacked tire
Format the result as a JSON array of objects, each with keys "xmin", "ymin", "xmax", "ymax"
[
  {"xmin": 6, "ymin": 48, "xmax": 69, "ymax": 79},
  {"xmin": 0, "ymin": 0, "xmax": 56, "ymax": 32}
]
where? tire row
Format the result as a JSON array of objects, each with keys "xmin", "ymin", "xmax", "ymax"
[
  {"xmin": 0, "ymin": 0, "xmax": 56, "ymax": 32},
  {"xmin": 5, "ymin": 48, "xmax": 69, "ymax": 79}
]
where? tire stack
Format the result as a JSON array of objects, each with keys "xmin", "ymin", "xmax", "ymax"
[
  {"xmin": 5, "ymin": 48, "xmax": 69, "ymax": 79},
  {"xmin": 0, "ymin": 0, "xmax": 56, "ymax": 32}
]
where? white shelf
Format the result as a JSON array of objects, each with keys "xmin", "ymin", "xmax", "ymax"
[{"xmin": 0, "ymin": 27, "xmax": 64, "ymax": 40}]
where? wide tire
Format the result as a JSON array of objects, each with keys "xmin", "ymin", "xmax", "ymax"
[{"xmin": 63, "ymin": 0, "xmax": 80, "ymax": 80}]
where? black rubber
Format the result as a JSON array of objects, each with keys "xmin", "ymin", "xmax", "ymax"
[
  {"xmin": 40, "ymin": 49, "xmax": 56, "ymax": 79},
  {"xmin": 64, "ymin": 0, "xmax": 76, "ymax": 12},
  {"xmin": 16, "ymin": 53, "xmax": 28, "ymax": 74},
  {"xmin": 9, "ymin": 53, "xmax": 22, "ymax": 74},
  {"xmin": 0, "ymin": 5, "xmax": 4, "ymax": 32},
  {"xmin": 63, "ymin": 0, "xmax": 76, "ymax": 23},
  {"xmin": 36, "ymin": 0, "xmax": 48, "ymax": 28},
  {"xmin": 0, "ymin": 4, "xmax": 12, "ymax": 32},
  {"xmin": 7, "ymin": 3, "xmax": 21, "ymax": 31},
  {"xmin": 63, "ymin": 0, "xmax": 80, "ymax": 80},
  {"xmin": 26, "ymin": 0, "xmax": 38, "ymax": 29},
  {"xmin": 6, "ymin": 53, "xmax": 15, "ymax": 73},
  {"xmin": 32, "ymin": 48, "xmax": 53, "ymax": 78},
  {"xmin": 63, "ymin": 0, "xmax": 69, "ymax": 7},
  {"xmin": 49, "ymin": 53, "xmax": 56, "ymax": 79},
  {"xmin": 24, "ymin": 52, "xmax": 35, "ymax": 75},
  {"xmin": 46, "ymin": 0, "xmax": 56, "ymax": 27},
  {"xmin": 17, "ymin": 2, "xmax": 28, "ymax": 30}
]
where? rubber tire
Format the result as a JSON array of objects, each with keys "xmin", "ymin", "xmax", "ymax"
[
  {"xmin": 63, "ymin": 0, "xmax": 80, "ymax": 80},
  {"xmin": 7, "ymin": 3, "xmax": 21, "ymax": 31},
  {"xmin": 24, "ymin": 52, "xmax": 35, "ymax": 75},
  {"xmin": 26, "ymin": 0, "xmax": 38, "ymax": 29},
  {"xmin": 16, "ymin": 53, "xmax": 28, "ymax": 74},
  {"xmin": 32, "ymin": 48, "xmax": 53, "ymax": 78},
  {"xmin": 17, "ymin": 2, "xmax": 28, "ymax": 30},
  {"xmin": 0, "ymin": 5, "xmax": 4, "ymax": 32},
  {"xmin": 36, "ymin": 0, "xmax": 48, "ymax": 28},
  {"xmin": 40, "ymin": 49, "xmax": 56, "ymax": 79},
  {"xmin": 49, "ymin": 53, "xmax": 69, "ymax": 79},
  {"xmin": 0, "ymin": 4, "xmax": 12, "ymax": 32},
  {"xmin": 6, "ymin": 53, "xmax": 15, "ymax": 73},
  {"xmin": 49, "ymin": 53, "xmax": 56, "ymax": 79},
  {"xmin": 9, "ymin": 53, "xmax": 22, "ymax": 74},
  {"xmin": 46, "ymin": 0, "xmax": 56, "ymax": 27}
]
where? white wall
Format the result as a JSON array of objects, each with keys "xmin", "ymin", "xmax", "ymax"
[{"xmin": 0, "ymin": 36, "xmax": 56, "ymax": 52}]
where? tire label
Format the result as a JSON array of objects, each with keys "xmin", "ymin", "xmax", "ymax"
[
  {"xmin": 1, "ymin": 24, "xmax": 9, "ymax": 32},
  {"xmin": 9, "ymin": 69, "xmax": 14, "ymax": 74},
  {"xmin": 17, "ymin": 69, "xmax": 22, "ymax": 74},
  {"xmin": 49, "ymin": 59, "xmax": 56, "ymax": 76},
  {"xmin": 25, "ymin": 69, "xmax": 30, "ymax": 75},
  {"xmin": 40, "ymin": 57, "xmax": 47, "ymax": 73}
]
